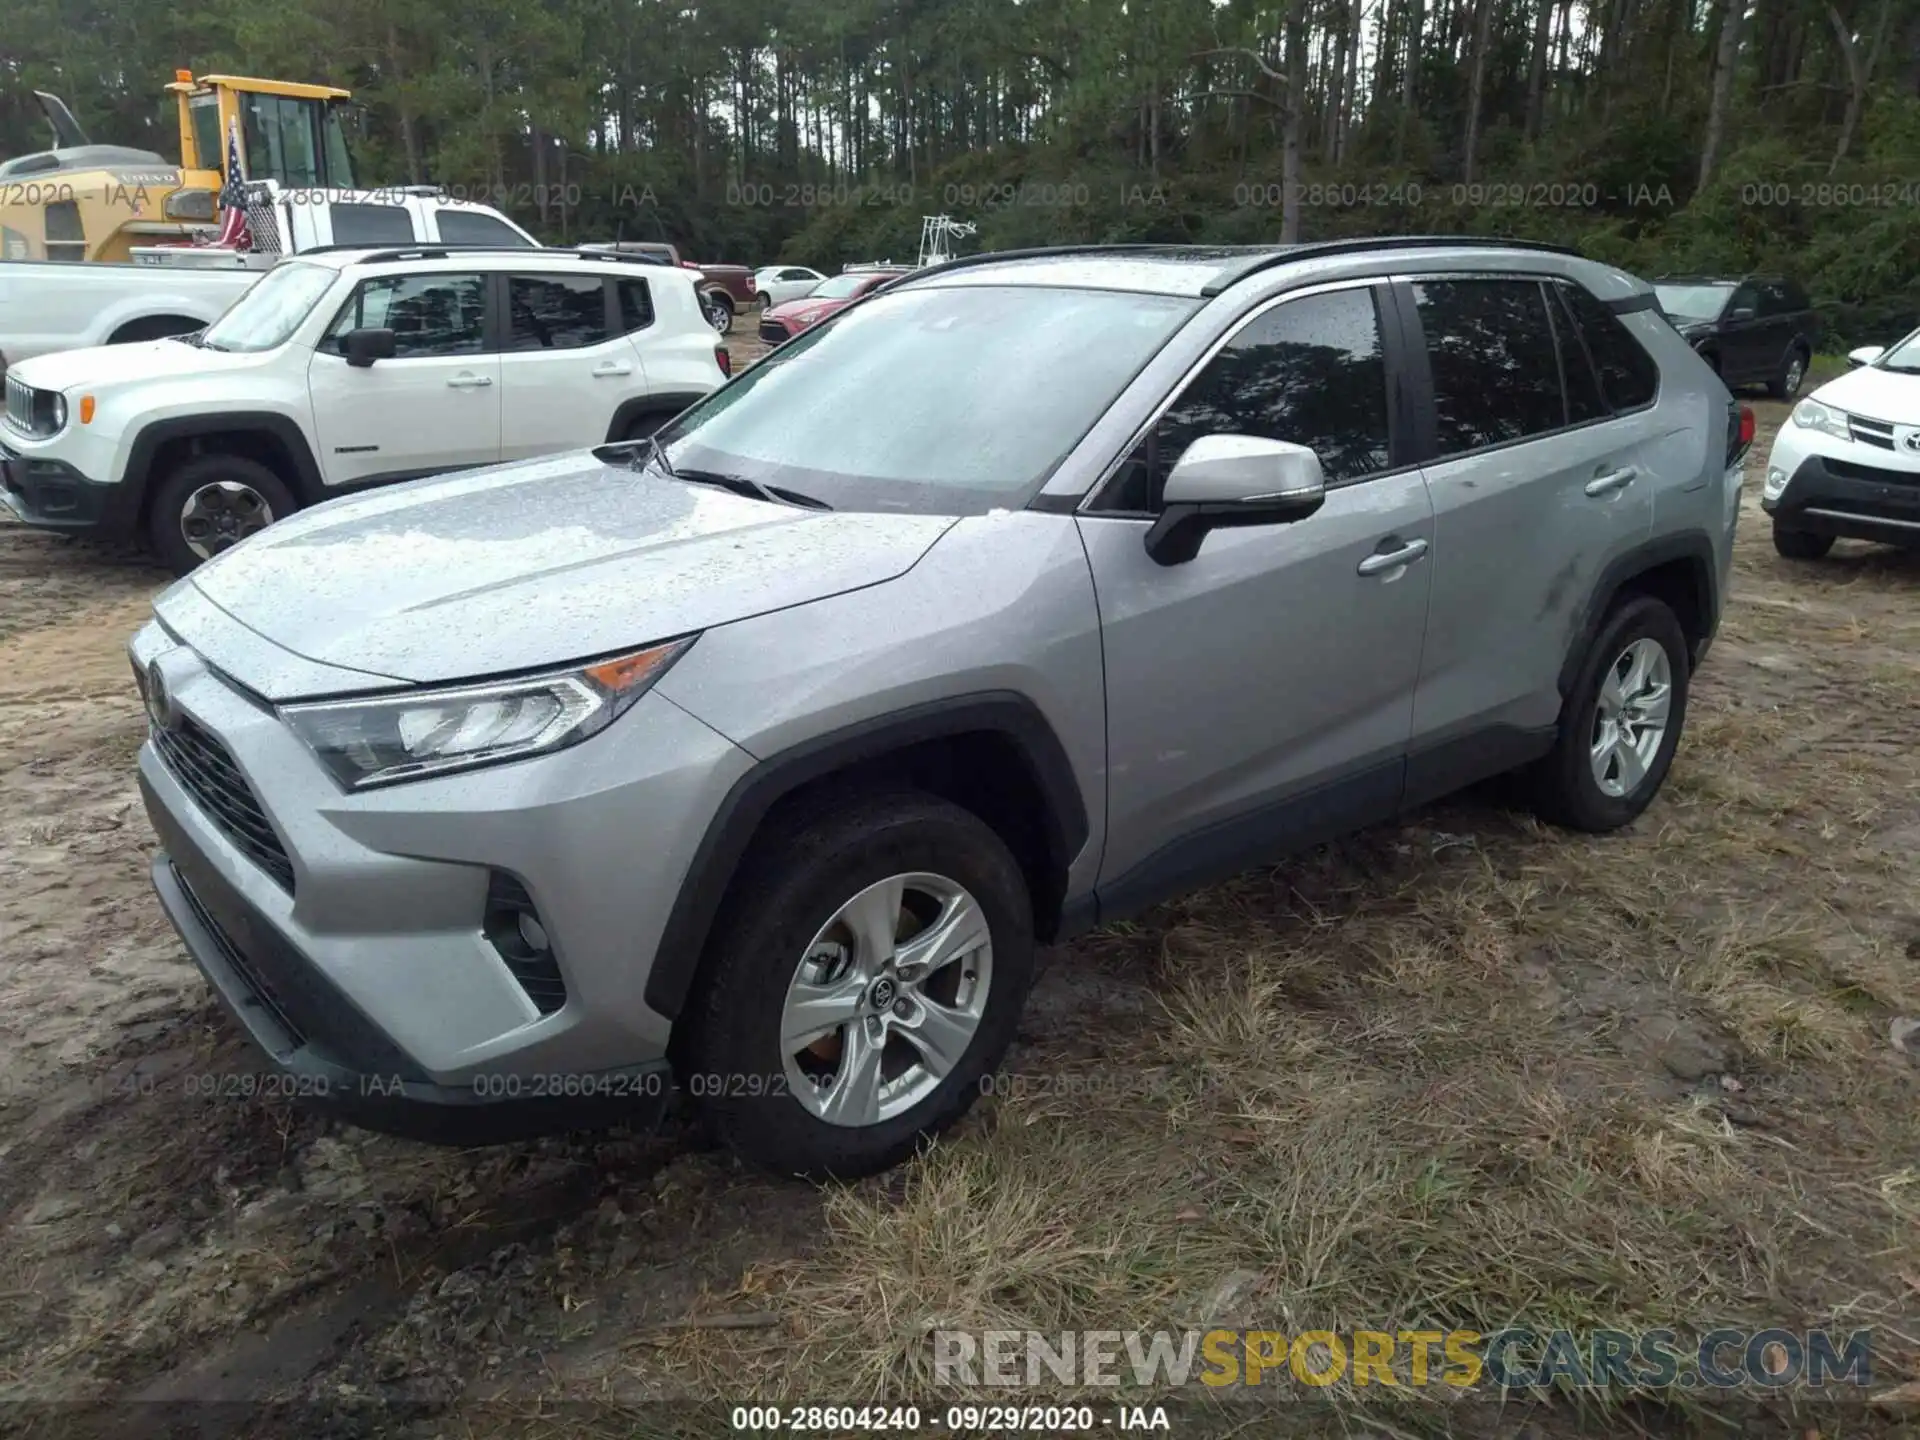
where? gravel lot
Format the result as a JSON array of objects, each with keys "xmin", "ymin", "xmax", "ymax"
[{"xmin": 1, "ymin": 385, "xmax": 1916, "ymax": 1437}]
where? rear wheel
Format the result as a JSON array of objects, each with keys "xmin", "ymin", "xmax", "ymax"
[
  {"xmin": 1770, "ymin": 346, "xmax": 1809, "ymax": 400},
  {"xmin": 680, "ymin": 790, "xmax": 1034, "ymax": 1179},
  {"xmin": 1529, "ymin": 596, "xmax": 1690, "ymax": 832},
  {"xmin": 755, "ymin": 291, "xmax": 772, "ymax": 310},
  {"xmin": 148, "ymin": 453, "xmax": 296, "ymax": 577},
  {"xmin": 702, "ymin": 292, "xmax": 734, "ymax": 334},
  {"xmin": 1772, "ymin": 523, "xmax": 1834, "ymax": 560}
]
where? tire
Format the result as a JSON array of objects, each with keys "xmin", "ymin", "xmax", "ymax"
[
  {"xmin": 679, "ymin": 789, "xmax": 1035, "ymax": 1179},
  {"xmin": 1529, "ymin": 595, "xmax": 1691, "ymax": 833},
  {"xmin": 755, "ymin": 291, "xmax": 772, "ymax": 310},
  {"xmin": 702, "ymin": 292, "xmax": 734, "ymax": 334},
  {"xmin": 1769, "ymin": 345, "xmax": 1809, "ymax": 400},
  {"xmin": 1772, "ymin": 523, "xmax": 1834, "ymax": 560},
  {"xmin": 148, "ymin": 453, "xmax": 297, "ymax": 577}
]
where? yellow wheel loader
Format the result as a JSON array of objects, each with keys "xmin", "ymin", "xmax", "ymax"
[{"xmin": 0, "ymin": 73, "xmax": 354, "ymax": 263}]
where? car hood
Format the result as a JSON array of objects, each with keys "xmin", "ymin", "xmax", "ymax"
[
  {"xmin": 1809, "ymin": 364, "xmax": 1920, "ymax": 422},
  {"xmin": 12, "ymin": 337, "xmax": 257, "ymax": 394},
  {"xmin": 183, "ymin": 450, "xmax": 956, "ymax": 687},
  {"xmin": 769, "ymin": 297, "xmax": 847, "ymax": 326}
]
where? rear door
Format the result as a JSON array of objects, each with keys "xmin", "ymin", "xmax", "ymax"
[
  {"xmin": 1397, "ymin": 274, "xmax": 1656, "ymax": 801},
  {"xmin": 306, "ymin": 270, "xmax": 501, "ymax": 487},
  {"xmin": 1720, "ymin": 282, "xmax": 1767, "ymax": 383},
  {"xmin": 496, "ymin": 271, "xmax": 641, "ymax": 459}
]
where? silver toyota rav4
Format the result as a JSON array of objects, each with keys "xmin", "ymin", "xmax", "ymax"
[{"xmin": 132, "ymin": 239, "xmax": 1750, "ymax": 1177}]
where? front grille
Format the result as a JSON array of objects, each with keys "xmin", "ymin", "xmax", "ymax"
[
  {"xmin": 758, "ymin": 319, "xmax": 789, "ymax": 344},
  {"xmin": 1826, "ymin": 457, "xmax": 1920, "ymax": 487},
  {"xmin": 173, "ymin": 864, "xmax": 307, "ymax": 1048},
  {"xmin": 1848, "ymin": 414, "xmax": 1895, "ymax": 450},
  {"xmin": 483, "ymin": 872, "xmax": 567, "ymax": 1015},
  {"xmin": 152, "ymin": 717, "xmax": 296, "ymax": 892},
  {"xmin": 4, "ymin": 373, "xmax": 56, "ymax": 437}
]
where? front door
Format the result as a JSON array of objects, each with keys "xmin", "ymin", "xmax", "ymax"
[
  {"xmin": 307, "ymin": 270, "xmax": 500, "ymax": 487},
  {"xmin": 1079, "ymin": 282, "xmax": 1434, "ymax": 911}
]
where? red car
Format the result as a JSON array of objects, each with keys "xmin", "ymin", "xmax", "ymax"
[{"xmin": 757, "ymin": 270, "xmax": 904, "ymax": 345}]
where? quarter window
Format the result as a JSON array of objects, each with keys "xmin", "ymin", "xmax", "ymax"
[
  {"xmin": 326, "ymin": 273, "xmax": 486, "ymax": 357},
  {"xmin": 508, "ymin": 274, "xmax": 610, "ymax": 351},
  {"xmin": 1557, "ymin": 281, "xmax": 1660, "ymax": 412},
  {"xmin": 1414, "ymin": 279, "xmax": 1565, "ymax": 456},
  {"xmin": 617, "ymin": 278, "xmax": 654, "ymax": 333},
  {"xmin": 1105, "ymin": 287, "xmax": 1392, "ymax": 513}
]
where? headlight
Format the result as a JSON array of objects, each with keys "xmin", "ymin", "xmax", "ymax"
[
  {"xmin": 1790, "ymin": 398, "xmax": 1849, "ymax": 440},
  {"xmin": 48, "ymin": 394, "xmax": 67, "ymax": 432},
  {"xmin": 280, "ymin": 637, "xmax": 694, "ymax": 789}
]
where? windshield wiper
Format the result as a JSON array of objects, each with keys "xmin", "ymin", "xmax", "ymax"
[{"xmin": 672, "ymin": 467, "xmax": 832, "ymax": 511}]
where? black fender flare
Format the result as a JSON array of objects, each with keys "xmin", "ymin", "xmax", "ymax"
[
  {"xmin": 643, "ymin": 692, "xmax": 1090, "ymax": 1022},
  {"xmin": 604, "ymin": 392, "xmax": 710, "ymax": 444},
  {"xmin": 126, "ymin": 411, "xmax": 326, "ymax": 509},
  {"xmin": 1556, "ymin": 529, "xmax": 1719, "ymax": 698}
]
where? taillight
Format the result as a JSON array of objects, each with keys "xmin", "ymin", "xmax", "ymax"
[
  {"xmin": 715, "ymin": 344, "xmax": 731, "ymax": 378},
  {"xmin": 1728, "ymin": 402, "xmax": 1755, "ymax": 465}
]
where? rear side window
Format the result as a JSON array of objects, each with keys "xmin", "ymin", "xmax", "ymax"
[
  {"xmin": 1106, "ymin": 286, "xmax": 1391, "ymax": 512},
  {"xmin": 1557, "ymin": 282, "xmax": 1660, "ymax": 411},
  {"xmin": 330, "ymin": 202, "xmax": 412, "ymax": 245},
  {"xmin": 618, "ymin": 278, "xmax": 654, "ymax": 332},
  {"xmin": 1413, "ymin": 279, "xmax": 1565, "ymax": 455},
  {"xmin": 507, "ymin": 274, "xmax": 610, "ymax": 351},
  {"xmin": 436, "ymin": 210, "xmax": 532, "ymax": 247}
]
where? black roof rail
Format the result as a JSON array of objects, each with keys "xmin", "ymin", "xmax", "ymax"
[
  {"xmin": 325, "ymin": 244, "xmax": 662, "ymax": 265},
  {"xmin": 889, "ymin": 242, "xmax": 1273, "ymax": 291},
  {"xmin": 1198, "ymin": 235, "xmax": 1587, "ymax": 296}
]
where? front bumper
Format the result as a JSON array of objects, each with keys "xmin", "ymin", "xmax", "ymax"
[
  {"xmin": 0, "ymin": 439, "xmax": 140, "ymax": 540},
  {"xmin": 757, "ymin": 318, "xmax": 790, "ymax": 345},
  {"xmin": 1763, "ymin": 450, "xmax": 1920, "ymax": 549},
  {"xmin": 132, "ymin": 623, "xmax": 755, "ymax": 1143}
]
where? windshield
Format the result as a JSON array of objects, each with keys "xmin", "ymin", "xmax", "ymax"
[
  {"xmin": 811, "ymin": 273, "xmax": 881, "ymax": 300},
  {"xmin": 200, "ymin": 261, "xmax": 338, "ymax": 352},
  {"xmin": 655, "ymin": 284, "xmax": 1197, "ymax": 514},
  {"xmin": 1654, "ymin": 283, "xmax": 1734, "ymax": 322},
  {"xmin": 1874, "ymin": 327, "xmax": 1920, "ymax": 373}
]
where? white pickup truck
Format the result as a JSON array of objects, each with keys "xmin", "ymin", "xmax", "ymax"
[{"xmin": 0, "ymin": 184, "xmax": 536, "ymax": 381}]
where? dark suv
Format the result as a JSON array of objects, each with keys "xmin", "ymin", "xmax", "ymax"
[{"xmin": 1653, "ymin": 275, "xmax": 1820, "ymax": 399}]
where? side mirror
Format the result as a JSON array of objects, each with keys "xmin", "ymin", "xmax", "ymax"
[
  {"xmin": 342, "ymin": 327, "xmax": 396, "ymax": 367},
  {"xmin": 1144, "ymin": 435, "xmax": 1327, "ymax": 567},
  {"xmin": 1728, "ymin": 305, "xmax": 1756, "ymax": 322},
  {"xmin": 1847, "ymin": 345, "xmax": 1883, "ymax": 368}
]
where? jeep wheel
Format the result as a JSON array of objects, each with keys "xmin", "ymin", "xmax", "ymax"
[
  {"xmin": 702, "ymin": 292, "xmax": 734, "ymax": 334},
  {"xmin": 1770, "ymin": 346, "xmax": 1809, "ymax": 400},
  {"xmin": 681, "ymin": 790, "xmax": 1034, "ymax": 1179},
  {"xmin": 1529, "ymin": 595, "xmax": 1690, "ymax": 832},
  {"xmin": 150, "ymin": 454, "xmax": 296, "ymax": 577},
  {"xmin": 1772, "ymin": 523, "xmax": 1834, "ymax": 560}
]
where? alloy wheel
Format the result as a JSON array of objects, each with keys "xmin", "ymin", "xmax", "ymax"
[
  {"xmin": 779, "ymin": 872, "xmax": 992, "ymax": 1127},
  {"xmin": 179, "ymin": 481, "xmax": 275, "ymax": 561},
  {"xmin": 1785, "ymin": 354, "xmax": 1806, "ymax": 395},
  {"xmin": 1589, "ymin": 637, "xmax": 1672, "ymax": 798}
]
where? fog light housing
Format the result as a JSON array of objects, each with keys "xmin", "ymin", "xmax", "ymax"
[
  {"xmin": 483, "ymin": 871, "xmax": 566, "ymax": 1015},
  {"xmin": 1764, "ymin": 467, "xmax": 1789, "ymax": 500}
]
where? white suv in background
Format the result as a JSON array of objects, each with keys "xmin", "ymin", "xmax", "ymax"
[{"xmin": 0, "ymin": 246, "xmax": 729, "ymax": 574}]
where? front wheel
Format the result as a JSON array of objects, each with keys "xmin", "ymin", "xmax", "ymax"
[
  {"xmin": 1529, "ymin": 595, "xmax": 1690, "ymax": 832},
  {"xmin": 702, "ymin": 292, "xmax": 735, "ymax": 334},
  {"xmin": 148, "ymin": 453, "xmax": 297, "ymax": 577},
  {"xmin": 1772, "ymin": 523, "xmax": 1834, "ymax": 559},
  {"xmin": 680, "ymin": 790, "xmax": 1034, "ymax": 1179}
]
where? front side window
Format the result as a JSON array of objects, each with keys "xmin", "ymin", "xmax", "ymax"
[
  {"xmin": 435, "ymin": 210, "xmax": 532, "ymax": 247},
  {"xmin": 188, "ymin": 95, "xmax": 222, "ymax": 173},
  {"xmin": 1415, "ymin": 279, "xmax": 1566, "ymax": 456},
  {"xmin": 508, "ymin": 274, "xmax": 610, "ymax": 351},
  {"xmin": 1558, "ymin": 281, "xmax": 1660, "ymax": 411},
  {"xmin": 1104, "ymin": 287, "xmax": 1392, "ymax": 513},
  {"xmin": 200, "ymin": 261, "xmax": 339, "ymax": 353},
  {"xmin": 655, "ymin": 284, "xmax": 1196, "ymax": 515},
  {"xmin": 330, "ymin": 202, "xmax": 411, "ymax": 245},
  {"xmin": 780, "ymin": 267, "xmax": 815, "ymax": 282},
  {"xmin": 325, "ymin": 273, "xmax": 486, "ymax": 358}
]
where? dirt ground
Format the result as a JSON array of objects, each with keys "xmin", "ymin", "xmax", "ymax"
[{"xmin": 1, "ymin": 374, "xmax": 1917, "ymax": 1439}]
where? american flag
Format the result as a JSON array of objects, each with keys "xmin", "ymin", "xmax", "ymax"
[{"xmin": 211, "ymin": 116, "xmax": 251, "ymax": 250}]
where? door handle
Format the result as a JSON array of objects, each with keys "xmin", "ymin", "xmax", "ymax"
[
  {"xmin": 592, "ymin": 362, "xmax": 634, "ymax": 377},
  {"xmin": 1584, "ymin": 465, "xmax": 1637, "ymax": 497},
  {"xmin": 1356, "ymin": 537, "xmax": 1429, "ymax": 576},
  {"xmin": 447, "ymin": 374, "xmax": 493, "ymax": 389}
]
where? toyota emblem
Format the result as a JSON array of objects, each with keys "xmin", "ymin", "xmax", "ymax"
[
  {"xmin": 1903, "ymin": 432, "xmax": 1920, "ymax": 453},
  {"xmin": 145, "ymin": 658, "xmax": 174, "ymax": 730}
]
